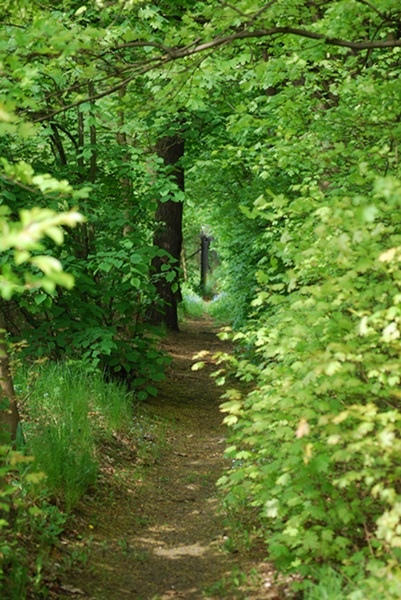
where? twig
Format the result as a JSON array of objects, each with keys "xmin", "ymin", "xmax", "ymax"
[
  {"xmin": 218, "ymin": 2, "xmax": 249, "ymax": 18},
  {"xmin": 354, "ymin": 0, "xmax": 387, "ymax": 18},
  {"xmin": 0, "ymin": 175, "xmax": 41, "ymax": 195},
  {"xmin": 363, "ymin": 522, "xmax": 374, "ymax": 557},
  {"xmin": 250, "ymin": 0, "xmax": 281, "ymax": 22}
]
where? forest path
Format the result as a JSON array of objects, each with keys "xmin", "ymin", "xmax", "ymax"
[{"xmin": 61, "ymin": 318, "xmax": 286, "ymax": 600}]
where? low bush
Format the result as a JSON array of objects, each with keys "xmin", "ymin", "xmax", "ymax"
[
  {"xmin": 0, "ymin": 444, "xmax": 65, "ymax": 599},
  {"xmin": 216, "ymin": 177, "xmax": 401, "ymax": 597}
]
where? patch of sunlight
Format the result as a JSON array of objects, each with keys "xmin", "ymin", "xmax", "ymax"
[
  {"xmin": 137, "ymin": 536, "xmax": 167, "ymax": 547},
  {"xmin": 147, "ymin": 524, "xmax": 176, "ymax": 533},
  {"xmin": 170, "ymin": 351, "xmax": 193, "ymax": 360},
  {"xmin": 153, "ymin": 543, "xmax": 211, "ymax": 559},
  {"xmin": 158, "ymin": 587, "xmax": 199, "ymax": 599}
]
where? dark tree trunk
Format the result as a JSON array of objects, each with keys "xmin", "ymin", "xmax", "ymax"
[
  {"xmin": 200, "ymin": 233, "xmax": 212, "ymax": 297},
  {"xmin": 76, "ymin": 81, "xmax": 97, "ymax": 259},
  {"xmin": 150, "ymin": 134, "xmax": 184, "ymax": 331},
  {"xmin": 0, "ymin": 307, "xmax": 20, "ymax": 442}
]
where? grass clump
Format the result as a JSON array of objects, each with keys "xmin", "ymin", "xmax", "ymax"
[
  {"xmin": 180, "ymin": 283, "xmax": 233, "ymax": 326},
  {"xmin": 16, "ymin": 362, "xmax": 133, "ymax": 509},
  {"xmin": 206, "ymin": 291, "xmax": 232, "ymax": 325},
  {"xmin": 180, "ymin": 285, "xmax": 207, "ymax": 319},
  {"xmin": 302, "ymin": 567, "xmax": 354, "ymax": 600},
  {"xmin": 301, "ymin": 565, "xmax": 401, "ymax": 600}
]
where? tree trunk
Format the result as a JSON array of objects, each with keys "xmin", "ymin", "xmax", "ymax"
[
  {"xmin": 200, "ymin": 232, "xmax": 212, "ymax": 297},
  {"xmin": 0, "ymin": 306, "xmax": 20, "ymax": 442},
  {"xmin": 150, "ymin": 134, "xmax": 184, "ymax": 331}
]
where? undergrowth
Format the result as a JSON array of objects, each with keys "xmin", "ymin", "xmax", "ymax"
[
  {"xmin": 16, "ymin": 362, "xmax": 134, "ymax": 510},
  {"xmin": 215, "ymin": 178, "xmax": 401, "ymax": 598},
  {"xmin": 0, "ymin": 360, "xmax": 166, "ymax": 598},
  {"xmin": 180, "ymin": 285, "xmax": 206, "ymax": 319},
  {"xmin": 0, "ymin": 445, "xmax": 67, "ymax": 599},
  {"xmin": 180, "ymin": 284, "xmax": 233, "ymax": 325}
]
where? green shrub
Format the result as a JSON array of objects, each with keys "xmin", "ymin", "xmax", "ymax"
[
  {"xmin": 217, "ymin": 176, "xmax": 401, "ymax": 591},
  {"xmin": 0, "ymin": 444, "xmax": 65, "ymax": 599}
]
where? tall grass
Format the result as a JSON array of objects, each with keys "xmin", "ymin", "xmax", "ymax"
[
  {"xmin": 1, "ymin": 362, "xmax": 165, "ymax": 598},
  {"xmin": 302, "ymin": 568, "xmax": 352, "ymax": 600},
  {"xmin": 180, "ymin": 285, "xmax": 207, "ymax": 319},
  {"xmin": 180, "ymin": 284, "xmax": 233, "ymax": 325},
  {"xmin": 16, "ymin": 362, "xmax": 133, "ymax": 509},
  {"xmin": 205, "ymin": 291, "xmax": 232, "ymax": 325}
]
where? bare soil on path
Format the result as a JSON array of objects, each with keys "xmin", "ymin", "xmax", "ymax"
[{"xmin": 60, "ymin": 318, "xmax": 290, "ymax": 600}]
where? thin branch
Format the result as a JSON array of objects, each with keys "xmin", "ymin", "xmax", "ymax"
[
  {"xmin": 51, "ymin": 122, "xmax": 79, "ymax": 150},
  {"xmin": 219, "ymin": 0, "xmax": 279, "ymax": 21},
  {"xmin": 250, "ymin": 0, "xmax": 281, "ymax": 22},
  {"xmin": 99, "ymin": 40, "xmax": 175, "ymax": 58},
  {"xmin": 167, "ymin": 48, "xmax": 217, "ymax": 105},
  {"xmin": 176, "ymin": 37, "xmax": 202, "ymax": 53},
  {"xmin": 218, "ymin": 2, "xmax": 249, "ymax": 18},
  {"xmin": 97, "ymin": 55, "xmax": 166, "ymax": 76},
  {"xmin": 354, "ymin": 0, "xmax": 387, "ymax": 18},
  {"xmin": 0, "ymin": 175, "xmax": 41, "ymax": 195},
  {"xmin": 49, "ymin": 123, "xmax": 67, "ymax": 165},
  {"xmin": 0, "ymin": 174, "xmax": 71, "ymax": 198},
  {"xmin": 31, "ymin": 60, "xmax": 167, "ymax": 123},
  {"xmin": 40, "ymin": 54, "xmax": 164, "ymax": 106},
  {"xmin": 1, "ymin": 22, "xmax": 26, "ymax": 29}
]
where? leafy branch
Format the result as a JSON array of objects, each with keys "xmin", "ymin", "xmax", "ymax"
[{"xmin": 29, "ymin": 23, "xmax": 401, "ymax": 123}]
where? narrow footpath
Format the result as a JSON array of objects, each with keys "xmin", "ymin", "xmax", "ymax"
[{"xmin": 60, "ymin": 318, "xmax": 291, "ymax": 600}]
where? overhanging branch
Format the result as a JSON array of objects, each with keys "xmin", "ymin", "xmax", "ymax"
[
  {"xmin": 166, "ymin": 27, "xmax": 401, "ymax": 58},
  {"xmin": 29, "ymin": 22, "xmax": 401, "ymax": 122}
]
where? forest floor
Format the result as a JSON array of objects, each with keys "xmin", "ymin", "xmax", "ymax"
[{"xmin": 54, "ymin": 317, "xmax": 296, "ymax": 600}]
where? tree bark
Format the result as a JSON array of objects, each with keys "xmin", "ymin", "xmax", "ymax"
[
  {"xmin": 150, "ymin": 134, "xmax": 184, "ymax": 331},
  {"xmin": 0, "ymin": 306, "xmax": 20, "ymax": 442},
  {"xmin": 200, "ymin": 232, "xmax": 212, "ymax": 297}
]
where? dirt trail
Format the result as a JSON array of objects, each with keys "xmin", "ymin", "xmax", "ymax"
[{"xmin": 62, "ymin": 318, "xmax": 286, "ymax": 600}]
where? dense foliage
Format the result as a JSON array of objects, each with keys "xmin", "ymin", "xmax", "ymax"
[
  {"xmin": 187, "ymin": 2, "xmax": 401, "ymax": 596},
  {"xmin": 2, "ymin": 0, "xmax": 401, "ymax": 596}
]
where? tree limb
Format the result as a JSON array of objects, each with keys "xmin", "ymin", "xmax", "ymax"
[
  {"xmin": 168, "ymin": 27, "xmax": 401, "ymax": 58},
  {"xmin": 28, "ymin": 23, "xmax": 401, "ymax": 123},
  {"xmin": 110, "ymin": 25, "xmax": 401, "ymax": 62}
]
